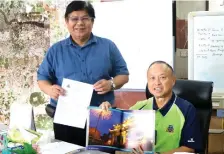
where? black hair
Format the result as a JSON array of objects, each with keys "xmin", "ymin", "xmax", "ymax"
[
  {"xmin": 148, "ymin": 60, "xmax": 174, "ymax": 74},
  {"xmin": 64, "ymin": 1, "xmax": 95, "ymax": 20}
]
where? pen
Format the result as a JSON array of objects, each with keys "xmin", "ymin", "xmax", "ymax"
[{"xmin": 66, "ymin": 147, "xmax": 86, "ymax": 154}]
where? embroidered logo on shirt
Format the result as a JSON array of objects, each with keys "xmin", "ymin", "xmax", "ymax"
[
  {"xmin": 187, "ymin": 138, "xmax": 195, "ymax": 143},
  {"xmin": 166, "ymin": 125, "xmax": 174, "ymax": 133}
]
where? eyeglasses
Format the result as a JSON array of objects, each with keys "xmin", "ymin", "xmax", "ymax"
[{"xmin": 68, "ymin": 16, "xmax": 93, "ymax": 24}]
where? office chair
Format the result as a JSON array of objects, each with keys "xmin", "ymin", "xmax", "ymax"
[
  {"xmin": 45, "ymin": 104, "xmax": 56, "ymax": 118},
  {"xmin": 146, "ymin": 79, "xmax": 213, "ymax": 154}
]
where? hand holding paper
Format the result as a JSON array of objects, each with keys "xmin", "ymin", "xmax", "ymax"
[
  {"xmin": 54, "ymin": 78, "xmax": 93, "ymax": 128},
  {"xmin": 49, "ymin": 84, "xmax": 65, "ymax": 100}
]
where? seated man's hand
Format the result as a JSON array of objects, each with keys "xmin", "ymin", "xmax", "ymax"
[
  {"xmin": 132, "ymin": 145, "xmax": 144, "ymax": 154},
  {"xmin": 32, "ymin": 144, "xmax": 41, "ymax": 154},
  {"xmin": 99, "ymin": 101, "xmax": 111, "ymax": 111}
]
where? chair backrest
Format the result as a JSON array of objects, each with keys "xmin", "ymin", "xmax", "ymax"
[
  {"xmin": 45, "ymin": 104, "xmax": 56, "ymax": 118},
  {"xmin": 146, "ymin": 79, "xmax": 213, "ymax": 154}
]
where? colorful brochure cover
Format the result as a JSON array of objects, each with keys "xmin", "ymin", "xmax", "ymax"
[{"xmin": 86, "ymin": 107, "xmax": 155, "ymax": 154}]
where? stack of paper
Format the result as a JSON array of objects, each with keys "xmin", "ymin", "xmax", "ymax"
[{"xmin": 40, "ymin": 141, "xmax": 84, "ymax": 154}]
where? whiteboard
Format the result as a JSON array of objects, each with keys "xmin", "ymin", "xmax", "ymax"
[
  {"xmin": 188, "ymin": 11, "xmax": 224, "ymax": 93},
  {"xmin": 92, "ymin": 0, "xmax": 174, "ymax": 90}
]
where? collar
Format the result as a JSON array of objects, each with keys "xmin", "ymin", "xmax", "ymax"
[
  {"xmin": 153, "ymin": 92, "xmax": 176, "ymax": 116},
  {"xmin": 65, "ymin": 33, "xmax": 97, "ymax": 46}
]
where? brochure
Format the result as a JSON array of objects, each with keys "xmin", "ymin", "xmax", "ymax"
[{"xmin": 86, "ymin": 107, "xmax": 155, "ymax": 154}]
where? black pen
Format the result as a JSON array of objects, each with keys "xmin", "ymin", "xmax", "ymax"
[
  {"xmin": 139, "ymin": 104, "xmax": 147, "ymax": 110},
  {"xmin": 66, "ymin": 147, "xmax": 86, "ymax": 154}
]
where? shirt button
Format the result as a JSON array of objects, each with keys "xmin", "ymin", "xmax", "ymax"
[
  {"xmin": 83, "ymin": 73, "xmax": 86, "ymax": 76},
  {"xmin": 82, "ymin": 60, "xmax": 84, "ymax": 62}
]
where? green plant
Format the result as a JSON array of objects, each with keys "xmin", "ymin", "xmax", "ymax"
[
  {"xmin": 29, "ymin": 92, "xmax": 46, "ymax": 107},
  {"xmin": 0, "ymin": 91, "xmax": 16, "ymax": 121},
  {"xmin": 35, "ymin": 114, "xmax": 53, "ymax": 130}
]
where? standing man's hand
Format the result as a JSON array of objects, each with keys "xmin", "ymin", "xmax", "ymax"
[
  {"xmin": 49, "ymin": 84, "xmax": 65, "ymax": 100},
  {"xmin": 93, "ymin": 79, "xmax": 111, "ymax": 94},
  {"xmin": 99, "ymin": 101, "xmax": 111, "ymax": 111}
]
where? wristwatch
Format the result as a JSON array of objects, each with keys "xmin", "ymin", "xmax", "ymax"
[{"xmin": 110, "ymin": 80, "xmax": 116, "ymax": 91}]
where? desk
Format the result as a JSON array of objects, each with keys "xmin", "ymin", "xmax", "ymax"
[
  {"xmin": 40, "ymin": 141, "xmax": 110, "ymax": 154},
  {"xmin": 208, "ymin": 111, "xmax": 224, "ymax": 154},
  {"xmin": 209, "ymin": 129, "xmax": 224, "ymax": 134},
  {"xmin": 40, "ymin": 141, "xmax": 84, "ymax": 154}
]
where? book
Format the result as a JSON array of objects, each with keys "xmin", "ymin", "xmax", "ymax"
[{"xmin": 86, "ymin": 107, "xmax": 155, "ymax": 154}]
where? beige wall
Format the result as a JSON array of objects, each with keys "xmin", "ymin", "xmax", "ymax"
[
  {"xmin": 209, "ymin": 0, "xmax": 224, "ymax": 11},
  {"xmin": 175, "ymin": 1, "xmax": 206, "ymax": 79},
  {"xmin": 176, "ymin": 1, "xmax": 206, "ymax": 19}
]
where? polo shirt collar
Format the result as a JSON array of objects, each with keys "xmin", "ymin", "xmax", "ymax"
[
  {"xmin": 65, "ymin": 33, "xmax": 97, "ymax": 46},
  {"xmin": 153, "ymin": 92, "xmax": 176, "ymax": 116}
]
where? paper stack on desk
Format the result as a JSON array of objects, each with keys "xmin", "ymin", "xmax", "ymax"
[{"xmin": 40, "ymin": 141, "xmax": 84, "ymax": 154}]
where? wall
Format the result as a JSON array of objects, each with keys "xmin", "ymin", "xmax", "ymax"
[
  {"xmin": 175, "ymin": 0, "xmax": 206, "ymax": 79},
  {"xmin": 0, "ymin": 0, "xmax": 114, "ymax": 131},
  {"xmin": 0, "ymin": 0, "xmax": 66, "ymax": 130},
  {"xmin": 209, "ymin": 0, "xmax": 224, "ymax": 11}
]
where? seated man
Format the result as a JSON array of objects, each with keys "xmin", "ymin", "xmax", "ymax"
[{"xmin": 131, "ymin": 61, "xmax": 202, "ymax": 154}]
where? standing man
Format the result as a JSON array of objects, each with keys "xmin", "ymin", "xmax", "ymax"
[{"xmin": 37, "ymin": 1, "xmax": 129, "ymax": 146}]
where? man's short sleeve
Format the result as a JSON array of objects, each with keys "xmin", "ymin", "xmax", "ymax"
[
  {"xmin": 109, "ymin": 41, "xmax": 129, "ymax": 77},
  {"xmin": 180, "ymin": 104, "xmax": 202, "ymax": 152},
  {"xmin": 37, "ymin": 47, "xmax": 55, "ymax": 81}
]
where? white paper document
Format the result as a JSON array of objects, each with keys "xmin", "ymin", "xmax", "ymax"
[
  {"xmin": 40, "ymin": 141, "xmax": 84, "ymax": 154},
  {"xmin": 54, "ymin": 78, "xmax": 93, "ymax": 128}
]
